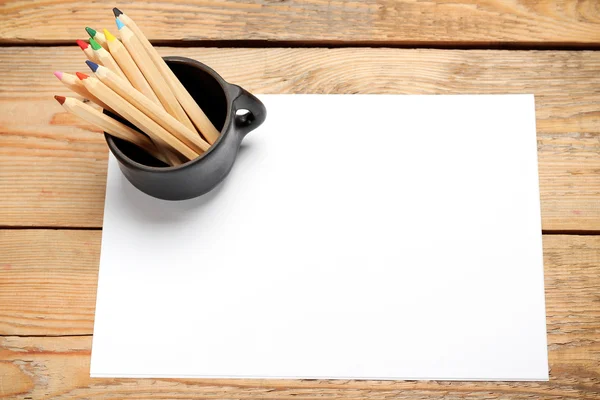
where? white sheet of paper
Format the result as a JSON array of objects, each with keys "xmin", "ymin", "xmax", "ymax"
[{"xmin": 91, "ymin": 94, "xmax": 548, "ymax": 381}]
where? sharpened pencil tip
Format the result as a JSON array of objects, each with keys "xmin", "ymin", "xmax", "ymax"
[
  {"xmin": 76, "ymin": 72, "xmax": 89, "ymax": 80},
  {"xmin": 85, "ymin": 27, "xmax": 96, "ymax": 38},
  {"xmin": 85, "ymin": 60, "xmax": 99, "ymax": 73},
  {"xmin": 76, "ymin": 39, "xmax": 89, "ymax": 50},
  {"xmin": 53, "ymin": 71, "xmax": 63, "ymax": 80},
  {"xmin": 103, "ymin": 28, "xmax": 117, "ymax": 42},
  {"xmin": 54, "ymin": 95, "xmax": 66, "ymax": 105},
  {"xmin": 113, "ymin": 7, "xmax": 123, "ymax": 17},
  {"xmin": 89, "ymin": 38, "xmax": 102, "ymax": 50},
  {"xmin": 115, "ymin": 17, "xmax": 125, "ymax": 30}
]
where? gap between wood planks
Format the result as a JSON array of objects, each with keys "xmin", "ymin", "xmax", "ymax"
[
  {"xmin": 1, "ymin": 39, "xmax": 600, "ymax": 51},
  {"xmin": 0, "ymin": 334, "xmax": 93, "ymax": 338},
  {"xmin": 0, "ymin": 226, "xmax": 103, "ymax": 231}
]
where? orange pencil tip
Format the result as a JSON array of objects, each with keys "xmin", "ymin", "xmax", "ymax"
[
  {"xmin": 54, "ymin": 95, "xmax": 66, "ymax": 105},
  {"xmin": 76, "ymin": 72, "xmax": 89, "ymax": 80}
]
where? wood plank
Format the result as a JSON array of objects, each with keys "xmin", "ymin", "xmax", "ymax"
[
  {"xmin": 1, "ymin": 234, "xmax": 599, "ymax": 398},
  {"xmin": 1, "ymin": 1, "xmax": 600, "ymax": 45},
  {"xmin": 1, "ymin": 47, "xmax": 599, "ymax": 230},
  {"xmin": 0, "ymin": 230, "xmax": 99, "ymax": 336}
]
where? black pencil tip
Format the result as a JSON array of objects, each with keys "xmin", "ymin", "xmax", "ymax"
[{"xmin": 112, "ymin": 7, "xmax": 123, "ymax": 17}]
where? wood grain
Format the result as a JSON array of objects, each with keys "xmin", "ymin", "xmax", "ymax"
[
  {"xmin": 1, "ymin": 234, "xmax": 599, "ymax": 398},
  {"xmin": 1, "ymin": 47, "xmax": 599, "ymax": 230},
  {"xmin": 1, "ymin": 1, "xmax": 600, "ymax": 45},
  {"xmin": 0, "ymin": 230, "xmax": 100, "ymax": 336}
]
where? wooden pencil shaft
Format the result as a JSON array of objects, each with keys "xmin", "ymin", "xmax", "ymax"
[
  {"xmin": 94, "ymin": 47, "xmax": 127, "ymax": 81},
  {"xmin": 66, "ymin": 99, "xmax": 154, "ymax": 149},
  {"xmin": 59, "ymin": 73, "xmax": 114, "ymax": 113},
  {"xmin": 96, "ymin": 66, "xmax": 210, "ymax": 154},
  {"xmin": 93, "ymin": 31, "xmax": 109, "ymax": 51},
  {"xmin": 83, "ymin": 47, "xmax": 102, "ymax": 65},
  {"xmin": 162, "ymin": 148, "xmax": 184, "ymax": 166},
  {"xmin": 119, "ymin": 26, "xmax": 196, "ymax": 133},
  {"xmin": 84, "ymin": 77, "xmax": 196, "ymax": 160},
  {"xmin": 81, "ymin": 77, "xmax": 199, "ymax": 160},
  {"xmin": 61, "ymin": 97, "xmax": 171, "ymax": 165},
  {"xmin": 106, "ymin": 35, "xmax": 161, "ymax": 105},
  {"xmin": 119, "ymin": 13, "xmax": 221, "ymax": 144}
]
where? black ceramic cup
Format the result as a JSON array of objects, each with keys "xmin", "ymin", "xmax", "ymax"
[{"xmin": 104, "ymin": 56, "xmax": 266, "ymax": 200}]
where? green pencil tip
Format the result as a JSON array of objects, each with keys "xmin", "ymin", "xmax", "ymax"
[
  {"xmin": 89, "ymin": 38, "xmax": 102, "ymax": 50},
  {"xmin": 85, "ymin": 27, "xmax": 97, "ymax": 38}
]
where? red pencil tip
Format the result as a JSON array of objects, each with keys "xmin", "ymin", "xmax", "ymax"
[
  {"xmin": 76, "ymin": 39, "xmax": 89, "ymax": 50},
  {"xmin": 76, "ymin": 72, "xmax": 89, "ymax": 80},
  {"xmin": 54, "ymin": 95, "xmax": 66, "ymax": 105}
]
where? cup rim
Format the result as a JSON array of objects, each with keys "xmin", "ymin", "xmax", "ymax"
[{"xmin": 105, "ymin": 56, "xmax": 233, "ymax": 173}]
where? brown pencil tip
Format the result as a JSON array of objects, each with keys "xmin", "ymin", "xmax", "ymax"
[
  {"xmin": 54, "ymin": 95, "xmax": 66, "ymax": 105},
  {"xmin": 76, "ymin": 72, "xmax": 89, "ymax": 80}
]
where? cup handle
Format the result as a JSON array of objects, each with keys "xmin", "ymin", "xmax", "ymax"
[{"xmin": 228, "ymin": 84, "xmax": 267, "ymax": 137}]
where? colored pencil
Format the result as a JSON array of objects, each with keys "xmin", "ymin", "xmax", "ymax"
[
  {"xmin": 114, "ymin": 8, "xmax": 221, "ymax": 145},
  {"xmin": 76, "ymin": 39, "xmax": 101, "ymax": 65},
  {"xmin": 77, "ymin": 72, "xmax": 199, "ymax": 160},
  {"xmin": 85, "ymin": 27, "xmax": 109, "ymax": 51},
  {"xmin": 87, "ymin": 61, "xmax": 210, "ymax": 154},
  {"xmin": 56, "ymin": 71, "xmax": 177, "ymax": 165},
  {"xmin": 116, "ymin": 18, "xmax": 197, "ymax": 133},
  {"xmin": 54, "ymin": 95, "xmax": 171, "ymax": 165},
  {"xmin": 53, "ymin": 71, "xmax": 114, "ymax": 113},
  {"xmin": 103, "ymin": 28, "xmax": 161, "ymax": 106},
  {"xmin": 89, "ymin": 38, "xmax": 127, "ymax": 81}
]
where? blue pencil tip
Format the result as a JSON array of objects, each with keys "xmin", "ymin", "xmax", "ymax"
[
  {"xmin": 85, "ymin": 60, "xmax": 99, "ymax": 72},
  {"xmin": 116, "ymin": 17, "xmax": 125, "ymax": 30}
]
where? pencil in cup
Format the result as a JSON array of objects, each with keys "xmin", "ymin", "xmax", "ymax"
[
  {"xmin": 76, "ymin": 72, "xmax": 199, "ymax": 161},
  {"xmin": 85, "ymin": 27, "xmax": 109, "ymax": 51},
  {"xmin": 103, "ymin": 28, "xmax": 161, "ymax": 107},
  {"xmin": 89, "ymin": 38, "xmax": 127, "ymax": 81},
  {"xmin": 53, "ymin": 71, "xmax": 115, "ymax": 113},
  {"xmin": 116, "ymin": 19, "xmax": 196, "ymax": 133},
  {"xmin": 86, "ymin": 61, "xmax": 210, "ymax": 155},
  {"xmin": 114, "ymin": 8, "xmax": 221, "ymax": 145},
  {"xmin": 54, "ymin": 95, "xmax": 171, "ymax": 165},
  {"xmin": 76, "ymin": 39, "xmax": 101, "ymax": 65}
]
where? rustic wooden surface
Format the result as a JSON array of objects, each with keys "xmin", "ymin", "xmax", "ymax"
[
  {"xmin": 0, "ymin": 230, "xmax": 100, "ymax": 336},
  {"xmin": 1, "ymin": 0, "xmax": 599, "ymax": 398},
  {"xmin": 1, "ymin": 333, "xmax": 598, "ymax": 400},
  {"xmin": 1, "ymin": 47, "xmax": 599, "ymax": 230},
  {"xmin": 1, "ymin": 234, "xmax": 599, "ymax": 397},
  {"xmin": 2, "ymin": 0, "xmax": 600, "ymax": 45}
]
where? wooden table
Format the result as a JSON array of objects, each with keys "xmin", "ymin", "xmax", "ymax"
[{"xmin": 1, "ymin": 1, "xmax": 599, "ymax": 398}]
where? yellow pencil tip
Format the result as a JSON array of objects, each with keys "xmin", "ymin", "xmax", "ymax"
[{"xmin": 103, "ymin": 28, "xmax": 116, "ymax": 42}]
